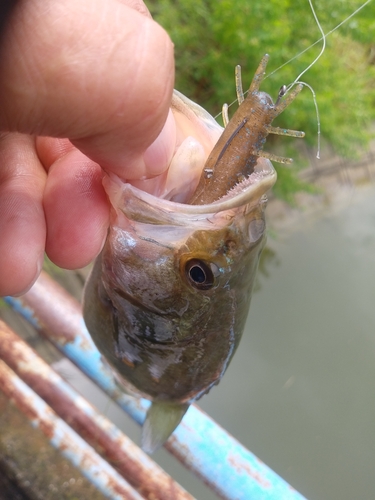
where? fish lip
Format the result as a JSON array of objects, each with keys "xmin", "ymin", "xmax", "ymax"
[{"xmin": 104, "ymin": 159, "xmax": 276, "ymax": 218}]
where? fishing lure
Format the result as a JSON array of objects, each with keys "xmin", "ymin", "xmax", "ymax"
[{"xmin": 190, "ymin": 54, "xmax": 305, "ymax": 205}]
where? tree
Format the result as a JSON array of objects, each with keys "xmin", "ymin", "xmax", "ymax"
[{"xmin": 148, "ymin": 0, "xmax": 375, "ymax": 200}]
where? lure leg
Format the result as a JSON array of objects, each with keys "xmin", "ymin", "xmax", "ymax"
[
  {"xmin": 235, "ymin": 65, "xmax": 245, "ymax": 104},
  {"xmin": 255, "ymin": 150, "xmax": 294, "ymax": 165},
  {"xmin": 267, "ymin": 125, "xmax": 305, "ymax": 138},
  {"xmin": 249, "ymin": 53, "xmax": 270, "ymax": 93},
  {"xmin": 274, "ymin": 83, "xmax": 304, "ymax": 115},
  {"xmin": 222, "ymin": 103, "xmax": 230, "ymax": 127}
]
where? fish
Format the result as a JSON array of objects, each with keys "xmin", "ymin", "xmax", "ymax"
[{"xmin": 83, "ymin": 54, "xmax": 304, "ymax": 453}]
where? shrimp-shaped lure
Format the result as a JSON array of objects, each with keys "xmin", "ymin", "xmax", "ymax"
[{"xmin": 190, "ymin": 54, "xmax": 305, "ymax": 205}]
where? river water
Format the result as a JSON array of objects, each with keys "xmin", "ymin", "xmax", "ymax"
[
  {"xmin": 55, "ymin": 183, "xmax": 375, "ymax": 499},
  {"xmin": 196, "ymin": 184, "xmax": 375, "ymax": 499}
]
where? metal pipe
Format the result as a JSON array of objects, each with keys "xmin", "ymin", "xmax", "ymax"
[
  {"xmin": 6, "ymin": 271, "xmax": 307, "ymax": 500},
  {"xmin": 0, "ymin": 358, "xmax": 144, "ymax": 500},
  {"xmin": 0, "ymin": 319, "xmax": 193, "ymax": 500}
]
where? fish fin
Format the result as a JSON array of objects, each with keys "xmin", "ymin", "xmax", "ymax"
[{"xmin": 141, "ymin": 402, "xmax": 189, "ymax": 454}]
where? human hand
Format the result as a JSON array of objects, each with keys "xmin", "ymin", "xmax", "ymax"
[{"xmin": 0, "ymin": 0, "xmax": 174, "ymax": 296}]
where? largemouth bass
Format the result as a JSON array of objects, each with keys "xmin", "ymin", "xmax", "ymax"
[{"xmin": 83, "ymin": 55, "xmax": 304, "ymax": 453}]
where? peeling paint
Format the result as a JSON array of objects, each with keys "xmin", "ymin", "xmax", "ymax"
[
  {"xmin": 0, "ymin": 320, "xmax": 193, "ymax": 500},
  {"xmin": 5, "ymin": 272, "xmax": 307, "ymax": 500},
  {"xmin": 0, "ymin": 359, "xmax": 143, "ymax": 500}
]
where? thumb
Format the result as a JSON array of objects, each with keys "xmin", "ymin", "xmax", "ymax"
[{"xmin": 0, "ymin": 0, "xmax": 174, "ymax": 179}]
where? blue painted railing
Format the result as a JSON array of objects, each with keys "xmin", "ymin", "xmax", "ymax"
[{"xmin": 4, "ymin": 272, "xmax": 307, "ymax": 500}]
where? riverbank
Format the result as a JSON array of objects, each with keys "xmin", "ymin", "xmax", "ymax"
[{"xmin": 267, "ymin": 143, "xmax": 375, "ymax": 234}]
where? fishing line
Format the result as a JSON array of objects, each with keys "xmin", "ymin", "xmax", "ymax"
[
  {"xmin": 270, "ymin": 0, "xmax": 372, "ymax": 158},
  {"xmin": 215, "ymin": 0, "xmax": 372, "ymax": 158},
  {"xmin": 292, "ymin": 81, "xmax": 321, "ymax": 158},
  {"xmin": 216, "ymin": 2, "xmax": 371, "ymax": 102},
  {"xmin": 285, "ymin": 0, "xmax": 326, "ymax": 89},
  {"xmin": 266, "ymin": 0, "xmax": 373, "ymax": 80},
  {"xmin": 283, "ymin": 0, "xmax": 325, "ymax": 159}
]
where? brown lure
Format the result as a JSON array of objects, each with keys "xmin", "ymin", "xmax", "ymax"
[{"xmin": 189, "ymin": 54, "xmax": 305, "ymax": 205}]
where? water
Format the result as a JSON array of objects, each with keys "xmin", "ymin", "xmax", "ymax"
[
  {"xmin": 54, "ymin": 184, "xmax": 375, "ymax": 499},
  {"xmin": 198, "ymin": 184, "xmax": 375, "ymax": 499}
]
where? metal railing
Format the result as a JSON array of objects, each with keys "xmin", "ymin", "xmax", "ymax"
[{"xmin": 2, "ymin": 271, "xmax": 307, "ymax": 500}]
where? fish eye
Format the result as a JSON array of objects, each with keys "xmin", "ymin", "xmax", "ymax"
[{"xmin": 184, "ymin": 259, "xmax": 215, "ymax": 290}]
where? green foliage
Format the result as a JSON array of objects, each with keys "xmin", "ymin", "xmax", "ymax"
[
  {"xmin": 148, "ymin": 0, "xmax": 375, "ymax": 201},
  {"xmin": 273, "ymin": 164, "xmax": 318, "ymax": 205}
]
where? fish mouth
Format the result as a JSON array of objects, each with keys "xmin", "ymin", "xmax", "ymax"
[{"xmin": 104, "ymin": 157, "xmax": 276, "ymax": 225}]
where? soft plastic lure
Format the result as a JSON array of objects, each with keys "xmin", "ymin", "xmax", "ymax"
[{"xmin": 190, "ymin": 54, "xmax": 305, "ymax": 205}]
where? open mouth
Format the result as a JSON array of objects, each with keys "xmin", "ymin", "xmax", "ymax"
[{"xmin": 104, "ymin": 157, "xmax": 276, "ymax": 227}]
